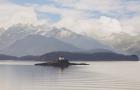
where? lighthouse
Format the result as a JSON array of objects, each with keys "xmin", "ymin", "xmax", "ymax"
[{"xmin": 58, "ymin": 56, "xmax": 65, "ymax": 61}]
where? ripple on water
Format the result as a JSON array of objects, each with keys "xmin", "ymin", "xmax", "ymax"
[{"xmin": 0, "ymin": 61, "xmax": 140, "ymax": 90}]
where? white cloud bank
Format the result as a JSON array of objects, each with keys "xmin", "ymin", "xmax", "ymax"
[
  {"xmin": 35, "ymin": 0, "xmax": 140, "ymax": 38},
  {"xmin": 0, "ymin": 0, "xmax": 140, "ymax": 38},
  {"xmin": 0, "ymin": 4, "xmax": 40, "ymax": 29}
]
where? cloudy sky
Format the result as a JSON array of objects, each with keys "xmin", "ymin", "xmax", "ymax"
[{"xmin": 0, "ymin": 0, "xmax": 140, "ymax": 37}]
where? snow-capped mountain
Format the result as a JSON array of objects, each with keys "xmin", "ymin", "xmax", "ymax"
[
  {"xmin": 0, "ymin": 28, "xmax": 5, "ymax": 36},
  {"xmin": 0, "ymin": 24, "xmax": 37, "ymax": 50},
  {"xmin": 112, "ymin": 33, "xmax": 140, "ymax": 56},
  {"xmin": 0, "ymin": 24, "xmax": 113, "ymax": 56},
  {"xmin": 2, "ymin": 35, "xmax": 80, "ymax": 56},
  {"xmin": 42, "ymin": 27, "xmax": 111, "ymax": 50},
  {"xmin": 0, "ymin": 24, "xmax": 110, "ymax": 49},
  {"xmin": 1, "ymin": 23, "xmax": 139, "ymax": 57},
  {"xmin": 93, "ymin": 31, "xmax": 140, "ymax": 56}
]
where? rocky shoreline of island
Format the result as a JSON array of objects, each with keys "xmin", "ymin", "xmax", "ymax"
[{"xmin": 35, "ymin": 56, "xmax": 89, "ymax": 67}]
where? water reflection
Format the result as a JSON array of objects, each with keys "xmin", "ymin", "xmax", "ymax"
[{"xmin": 0, "ymin": 61, "xmax": 140, "ymax": 90}]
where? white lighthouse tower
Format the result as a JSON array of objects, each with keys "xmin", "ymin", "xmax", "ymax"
[{"xmin": 58, "ymin": 56, "xmax": 65, "ymax": 61}]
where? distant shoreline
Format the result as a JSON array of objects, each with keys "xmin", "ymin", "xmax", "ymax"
[
  {"xmin": 0, "ymin": 59, "xmax": 139, "ymax": 61},
  {"xmin": 0, "ymin": 51, "xmax": 139, "ymax": 61}
]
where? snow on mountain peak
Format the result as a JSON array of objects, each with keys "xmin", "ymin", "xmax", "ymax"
[{"xmin": 0, "ymin": 24, "xmax": 112, "ymax": 53}]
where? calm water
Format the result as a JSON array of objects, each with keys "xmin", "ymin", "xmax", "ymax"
[{"xmin": 0, "ymin": 61, "xmax": 140, "ymax": 90}]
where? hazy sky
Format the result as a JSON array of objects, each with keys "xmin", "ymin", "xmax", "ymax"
[{"xmin": 0, "ymin": 0, "xmax": 140, "ymax": 36}]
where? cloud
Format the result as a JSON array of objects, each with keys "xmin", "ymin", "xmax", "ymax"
[
  {"xmin": 35, "ymin": 0, "xmax": 140, "ymax": 38},
  {"xmin": 120, "ymin": 16, "xmax": 140, "ymax": 35},
  {"xmin": 37, "ymin": 5, "xmax": 83, "ymax": 17},
  {"xmin": 98, "ymin": 16, "xmax": 122, "ymax": 34},
  {"xmin": 124, "ymin": 0, "xmax": 140, "ymax": 12},
  {"xmin": 53, "ymin": 0, "xmax": 123, "ymax": 13},
  {"xmin": 0, "ymin": 0, "xmax": 8, "ymax": 3},
  {"xmin": 53, "ymin": 0, "xmax": 78, "ymax": 4},
  {"xmin": 0, "ymin": 0, "xmax": 140, "ymax": 38},
  {"xmin": 76, "ymin": 0, "xmax": 122, "ymax": 12},
  {"xmin": 37, "ymin": 4, "xmax": 122, "ymax": 36},
  {"xmin": 36, "ymin": 4, "xmax": 92, "ymax": 33},
  {"xmin": 0, "ymin": 3, "xmax": 41, "ymax": 28}
]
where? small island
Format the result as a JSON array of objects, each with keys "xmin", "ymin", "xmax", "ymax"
[{"xmin": 35, "ymin": 56, "xmax": 89, "ymax": 67}]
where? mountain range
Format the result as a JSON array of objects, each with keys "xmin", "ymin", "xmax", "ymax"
[
  {"xmin": 44, "ymin": 27, "xmax": 110, "ymax": 50},
  {"xmin": 0, "ymin": 24, "xmax": 139, "ymax": 57},
  {"xmin": 2, "ymin": 35, "xmax": 80, "ymax": 56},
  {"xmin": 94, "ymin": 32, "xmax": 140, "ymax": 56},
  {"xmin": 0, "ymin": 24, "xmax": 111, "ymax": 56}
]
